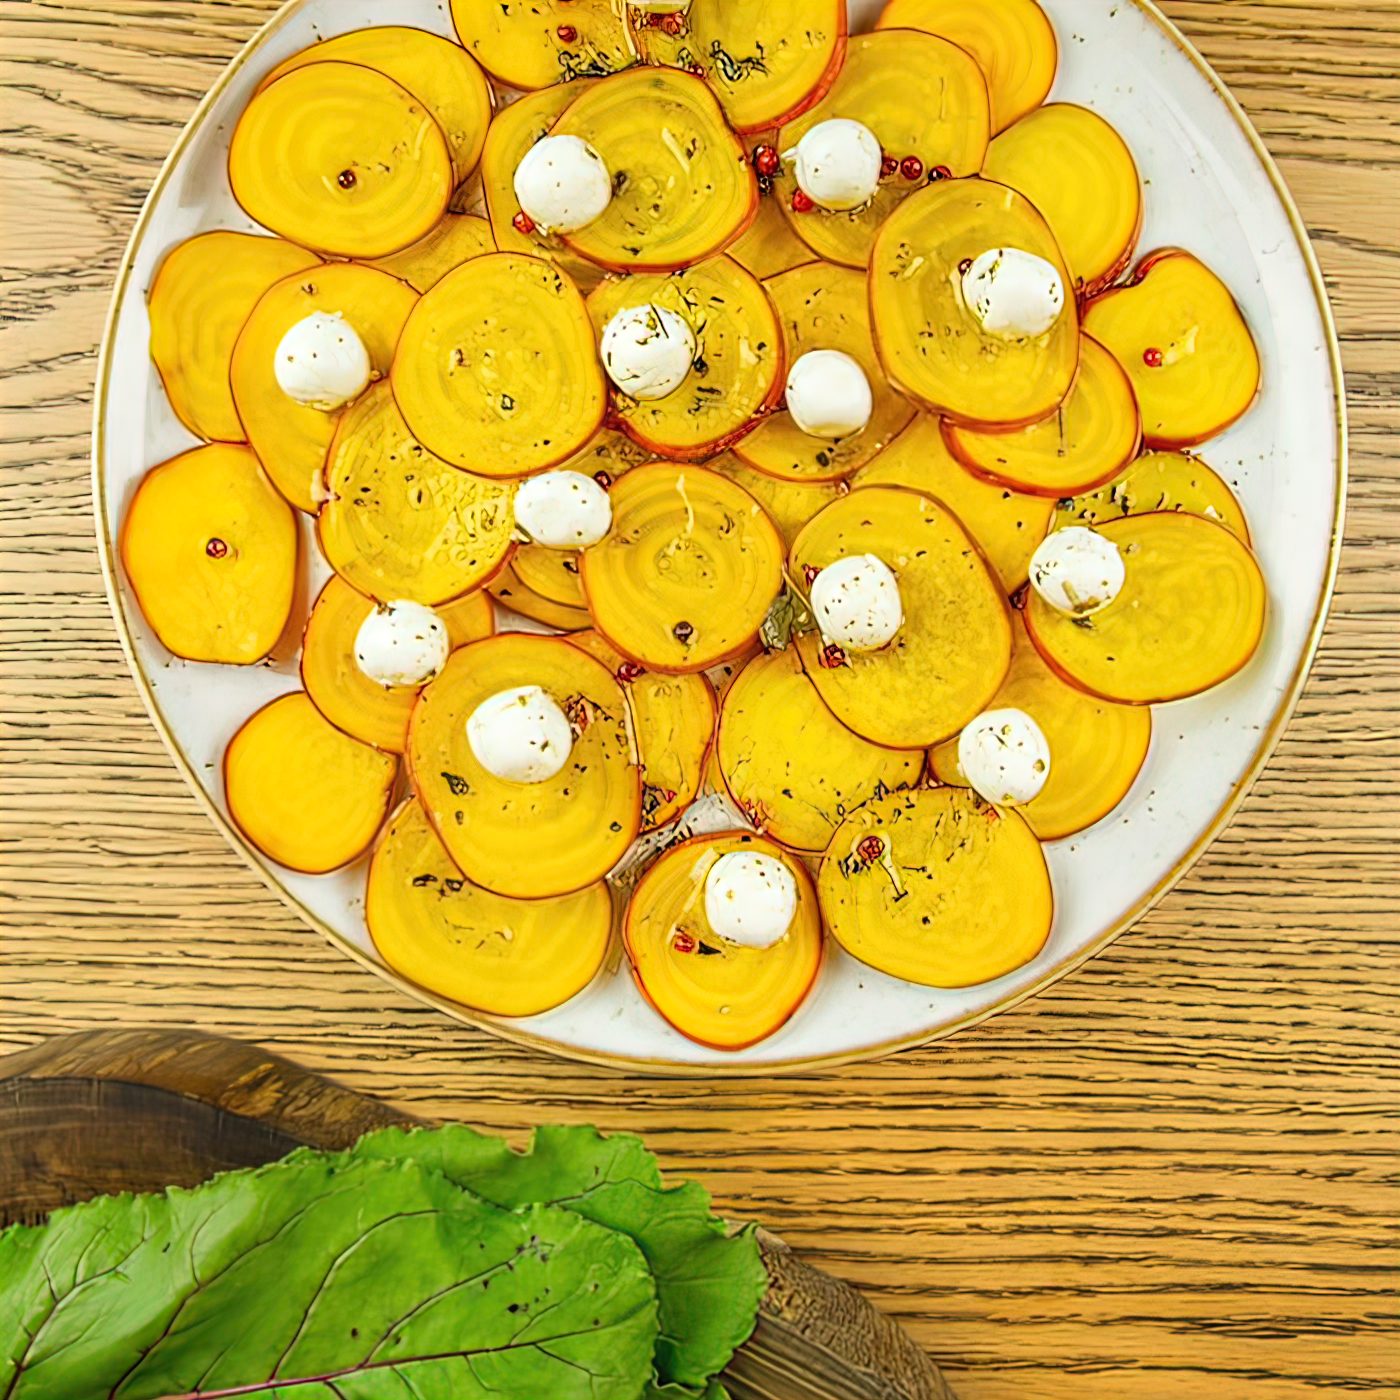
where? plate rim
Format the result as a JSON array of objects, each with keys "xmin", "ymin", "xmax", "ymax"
[{"xmin": 90, "ymin": 0, "xmax": 1348, "ymax": 1077}]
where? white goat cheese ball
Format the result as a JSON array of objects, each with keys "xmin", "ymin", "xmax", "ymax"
[
  {"xmin": 514, "ymin": 134, "xmax": 612, "ymax": 234},
  {"xmin": 789, "ymin": 118, "xmax": 883, "ymax": 212},
  {"xmin": 467, "ymin": 686, "xmax": 574, "ymax": 784},
  {"xmin": 515, "ymin": 471, "xmax": 613, "ymax": 548},
  {"xmin": 704, "ymin": 851, "xmax": 798, "ymax": 949},
  {"xmin": 274, "ymin": 312, "xmax": 371, "ymax": 411},
  {"xmin": 600, "ymin": 304, "xmax": 696, "ymax": 401},
  {"xmin": 354, "ymin": 601, "xmax": 449, "ymax": 689},
  {"xmin": 961, "ymin": 248, "xmax": 1066, "ymax": 339},
  {"xmin": 1030, "ymin": 527, "xmax": 1126, "ymax": 617},
  {"xmin": 810, "ymin": 555, "xmax": 903, "ymax": 652},
  {"xmin": 958, "ymin": 708, "xmax": 1052, "ymax": 807},
  {"xmin": 785, "ymin": 350, "xmax": 874, "ymax": 440}
]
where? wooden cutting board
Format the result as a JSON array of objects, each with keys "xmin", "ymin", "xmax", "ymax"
[{"xmin": 0, "ymin": 1028, "xmax": 955, "ymax": 1400}]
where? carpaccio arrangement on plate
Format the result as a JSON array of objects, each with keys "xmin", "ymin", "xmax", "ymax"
[{"xmin": 124, "ymin": 0, "xmax": 1268, "ymax": 1051}]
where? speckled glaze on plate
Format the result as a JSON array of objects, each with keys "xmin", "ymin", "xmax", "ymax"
[{"xmin": 94, "ymin": 0, "xmax": 1345, "ymax": 1073}]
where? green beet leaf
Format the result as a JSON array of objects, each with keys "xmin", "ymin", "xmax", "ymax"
[
  {"xmin": 0, "ymin": 1155, "xmax": 658, "ymax": 1400},
  {"xmin": 646, "ymin": 1381, "xmax": 732, "ymax": 1400},
  {"xmin": 344, "ymin": 1125, "xmax": 768, "ymax": 1389}
]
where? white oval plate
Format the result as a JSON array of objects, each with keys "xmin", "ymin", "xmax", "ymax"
[{"xmin": 95, "ymin": 0, "xmax": 1344, "ymax": 1073}]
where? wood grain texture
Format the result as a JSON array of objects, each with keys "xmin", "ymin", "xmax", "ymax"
[{"xmin": 0, "ymin": 3, "xmax": 1396, "ymax": 1396}]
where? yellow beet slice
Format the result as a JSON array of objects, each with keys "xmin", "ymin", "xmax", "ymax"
[
  {"xmin": 230, "ymin": 262, "xmax": 418, "ymax": 513},
  {"xmin": 487, "ymin": 563, "xmax": 594, "ymax": 632},
  {"xmin": 586, "ymin": 256, "xmax": 784, "ymax": 459},
  {"xmin": 791, "ymin": 486, "xmax": 1011, "ymax": 748},
  {"xmin": 877, "ymin": 0, "xmax": 1057, "ymax": 134},
  {"xmin": 393, "ymin": 253, "xmax": 606, "ymax": 476},
  {"xmin": 850, "ymin": 416, "xmax": 1053, "ymax": 593},
  {"xmin": 1053, "ymin": 450, "xmax": 1250, "ymax": 544},
  {"xmin": 637, "ymin": 5, "xmax": 844, "ymax": 134},
  {"xmin": 229, "ymin": 62, "xmax": 453, "ymax": 259},
  {"xmin": 660, "ymin": 0, "xmax": 847, "ymax": 133},
  {"xmin": 302, "ymin": 576, "xmax": 418, "ymax": 753},
  {"xmin": 513, "ymin": 544, "xmax": 587, "ymax": 609},
  {"xmin": 719, "ymin": 648, "xmax": 921, "ymax": 853},
  {"xmin": 819, "ymin": 787, "xmax": 1052, "ymax": 987},
  {"xmin": 1025, "ymin": 512, "xmax": 1267, "ymax": 704},
  {"xmin": 581, "ymin": 464, "xmax": 785, "ymax": 673},
  {"xmin": 301, "ymin": 576, "xmax": 495, "ymax": 754},
  {"xmin": 437, "ymin": 590, "xmax": 498, "ymax": 644},
  {"xmin": 638, "ymin": 10, "xmax": 841, "ymax": 131},
  {"xmin": 554, "ymin": 426, "xmax": 657, "ymax": 485},
  {"xmin": 1084, "ymin": 249, "xmax": 1262, "ymax": 450},
  {"xmin": 713, "ymin": 456, "xmax": 845, "ymax": 551},
  {"xmin": 943, "ymin": 336, "xmax": 1141, "ymax": 496},
  {"xmin": 258, "ymin": 27, "xmax": 493, "ymax": 184},
  {"xmin": 408, "ymin": 633, "xmax": 642, "ymax": 898},
  {"xmin": 481, "ymin": 81, "xmax": 609, "ymax": 294},
  {"xmin": 367, "ymin": 801, "xmax": 611, "ymax": 1018},
  {"xmin": 369, "ymin": 213, "xmax": 495, "ymax": 294},
  {"xmin": 733, "ymin": 261, "xmax": 916, "ymax": 483},
  {"xmin": 773, "ymin": 32, "xmax": 990, "ymax": 270},
  {"xmin": 224, "ymin": 692, "xmax": 398, "ymax": 875},
  {"xmin": 728, "ymin": 195, "xmax": 818, "ymax": 282},
  {"xmin": 569, "ymin": 629, "xmax": 717, "ymax": 831},
  {"xmin": 148, "ymin": 231, "xmax": 319, "ymax": 444},
  {"xmin": 319, "ymin": 383, "xmax": 516, "ymax": 607},
  {"xmin": 699, "ymin": 647, "xmax": 759, "ymax": 795},
  {"xmin": 871, "ymin": 177, "xmax": 1080, "ymax": 429},
  {"xmin": 929, "ymin": 614, "xmax": 1151, "ymax": 841},
  {"xmin": 552, "ymin": 68, "xmax": 758, "ymax": 273},
  {"xmin": 624, "ymin": 832, "xmax": 823, "ymax": 1050},
  {"xmin": 120, "ymin": 443, "xmax": 299, "ymax": 666},
  {"xmin": 982, "ymin": 103, "xmax": 1142, "ymax": 295},
  {"xmin": 450, "ymin": 0, "xmax": 636, "ymax": 90}
]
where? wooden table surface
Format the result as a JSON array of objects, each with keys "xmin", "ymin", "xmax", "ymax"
[{"xmin": 2, "ymin": 3, "xmax": 1396, "ymax": 1395}]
